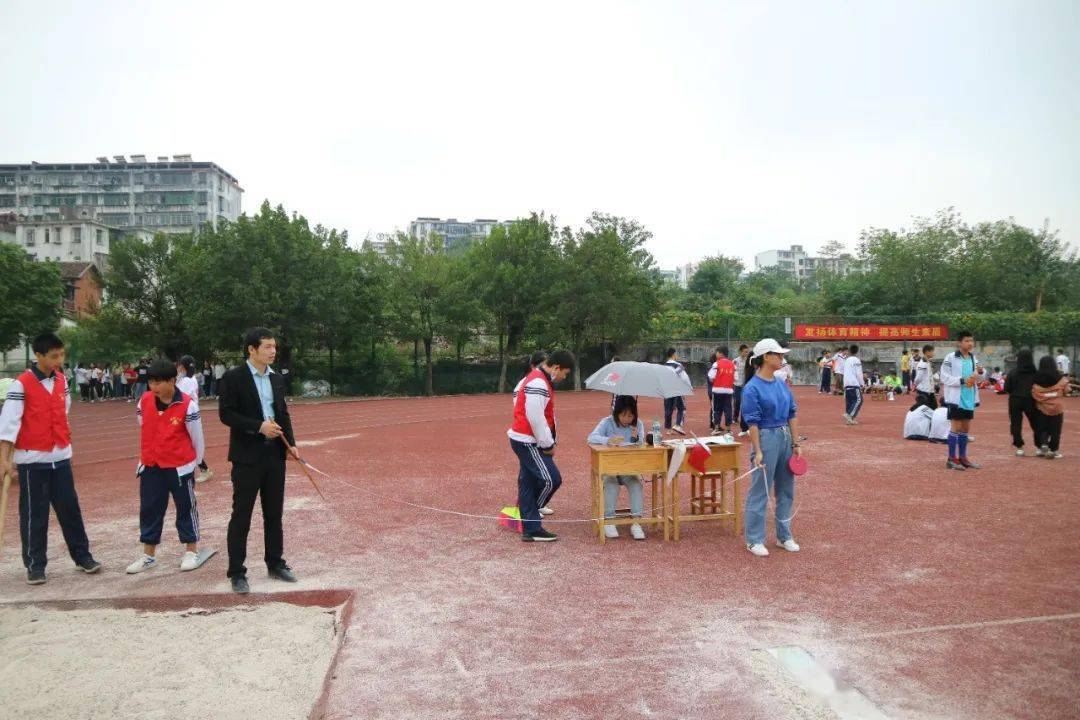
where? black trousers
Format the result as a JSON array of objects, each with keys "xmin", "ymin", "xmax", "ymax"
[
  {"xmin": 227, "ymin": 449, "xmax": 287, "ymax": 578},
  {"xmin": 1034, "ymin": 411, "xmax": 1063, "ymax": 452},
  {"xmin": 1008, "ymin": 396, "xmax": 1038, "ymax": 449},
  {"xmin": 733, "ymin": 385, "xmax": 748, "ymax": 432},
  {"xmin": 911, "ymin": 391, "xmax": 938, "ymax": 412},
  {"xmin": 18, "ymin": 460, "xmax": 92, "ymax": 573}
]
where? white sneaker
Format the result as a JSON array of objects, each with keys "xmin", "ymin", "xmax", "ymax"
[
  {"xmin": 1035, "ymin": 447, "xmax": 1046, "ymax": 457},
  {"xmin": 1015, "ymin": 448, "xmax": 1025, "ymax": 457},
  {"xmin": 126, "ymin": 554, "xmax": 157, "ymax": 574},
  {"xmin": 604, "ymin": 524, "xmax": 620, "ymax": 539},
  {"xmin": 195, "ymin": 468, "xmax": 214, "ymax": 483},
  {"xmin": 1053, "ymin": 451, "xmax": 1063, "ymax": 459},
  {"xmin": 776, "ymin": 539, "xmax": 801, "ymax": 552},
  {"xmin": 746, "ymin": 543, "xmax": 769, "ymax": 557},
  {"xmin": 842, "ymin": 413, "xmax": 850, "ymax": 422},
  {"xmin": 180, "ymin": 551, "xmax": 200, "ymax": 571},
  {"xmin": 630, "ymin": 523, "xmax": 645, "ymax": 541},
  {"xmin": 538, "ymin": 506, "xmax": 553, "ymax": 516},
  {"xmin": 672, "ymin": 424, "xmax": 686, "ymax": 436}
]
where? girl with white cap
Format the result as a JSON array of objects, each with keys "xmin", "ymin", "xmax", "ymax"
[{"xmin": 740, "ymin": 338, "xmax": 803, "ymax": 557}]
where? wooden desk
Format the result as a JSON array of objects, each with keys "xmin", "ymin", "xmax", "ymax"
[
  {"xmin": 589, "ymin": 444, "xmax": 669, "ymax": 542},
  {"xmin": 664, "ymin": 442, "xmax": 743, "ymax": 541}
]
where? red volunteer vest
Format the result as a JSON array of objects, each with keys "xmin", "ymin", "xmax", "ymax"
[
  {"xmin": 712, "ymin": 358, "xmax": 735, "ymax": 391},
  {"xmin": 510, "ymin": 368, "xmax": 556, "ymax": 438},
  {"xmin": 15, "ymin": 370, "xmax": 72, "ymax": 451},
  {"xmin": 140, "ymin": 391, "xmax": 197, "ymax": 468}
]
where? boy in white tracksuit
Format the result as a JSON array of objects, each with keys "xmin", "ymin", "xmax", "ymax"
[
  {"xmin": 938, "ymin": 331, "xmax": 986, "ymax": 471},
  {"xmin": 842, "ymin": 345, "xmax": 864, "ymax": 424}
]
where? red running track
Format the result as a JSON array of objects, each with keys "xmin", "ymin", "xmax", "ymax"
[{"xmin": 1, "ymin": 389, "xmax": 1078, "ymax": 719}]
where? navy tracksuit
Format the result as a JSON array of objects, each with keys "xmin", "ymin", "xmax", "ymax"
[
  {"xmin": 510, "ymin": 440, "xmax": 562, "ymax": 534},
  {"xmin": 139, "ymin": 466, "xmax": 199, "ymax": 545},
  {"xmin": 18, "ymin": 460, "xmax": 92, "ymax": 574}
]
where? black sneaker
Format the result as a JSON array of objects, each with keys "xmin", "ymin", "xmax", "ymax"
[
  {"xmin": 230, "ymin": 575, "xmax": 250, "ymax": 594},
  {"xmin": 78, "ymin": 558, "xmax": 102, "ymax": 574},
  {"xmin": 268, "ymin": 563, "xmax": 297, "ymax": 583},
  {"xmin": 522, "ymin": 529, "xmax": 558, "ymax": 542},
  {"xmin": 27, "ymin": 569, "xmax": 46, "ymax": 585}
]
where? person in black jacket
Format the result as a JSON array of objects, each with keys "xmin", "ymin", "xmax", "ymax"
[
  {"xmin": 1004, "ymin": 348, "xmax": 1038, "ymax": 456},
  {"xmin": 218, "ymin": 327, "xmax": 300, "ymax": 594}
]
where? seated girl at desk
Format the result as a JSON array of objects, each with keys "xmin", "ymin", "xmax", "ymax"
[{"xmin": 587, "ymin": 395, "xmax": 647, "ymax": 540}]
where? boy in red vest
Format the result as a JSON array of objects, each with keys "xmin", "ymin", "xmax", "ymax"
[
  {"xmin": 708, "ymin": 346, "xmax": 736, "ymax": 433},
  {"xmin": 125, "ymin": 359, "xmax": 213, "ymax": 574},
  {"xmin": 0, "ymin": 332, "xmax": 101, "ymax": 585},
  {"xmin": 507, "ymin": 349, "xmax": 575, "ymax": 542}
]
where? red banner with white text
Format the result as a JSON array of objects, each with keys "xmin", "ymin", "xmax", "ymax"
[{"xmin": 794, "ymin": 324, "xmax": 949, "ymax": 341}]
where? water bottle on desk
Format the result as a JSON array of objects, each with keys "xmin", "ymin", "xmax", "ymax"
[{"xmin": 652, "ymin": 420, "xmax": 663, "ymax": 447}]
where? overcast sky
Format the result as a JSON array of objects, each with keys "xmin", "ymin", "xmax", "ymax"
[{"xmin": 2, "ymin": 1, "xmax": 1077, "ymax": 269}]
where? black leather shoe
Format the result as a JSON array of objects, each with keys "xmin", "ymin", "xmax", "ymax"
[
  {"xmin": 27, "ymin": 569, "xmax": 46, "ymax": 585},
  {"xmin": 268, "ymin": 564, "xmax": 297, "ymax": 583},
  {"xmin": 230, "ymin": 575, "xmax": 250, "ymax": 594}
]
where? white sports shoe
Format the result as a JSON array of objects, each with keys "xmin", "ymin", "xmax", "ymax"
[
  {"xmin": 604, "ymin": 524, "xmax": 620, "ymax": 539},
  {"xmin": 630, "ymin": 523, "xmax": 645, "ymax": 540},
  {"xmin": 776, "ymin": 539, "xmax": 801, "ymax": 552},
  {"xmin": 538, "ymin": 506, "xmax": 553, "ymax": 516},
  {"xmin": 746, "ymin": 543, "xmax": 769, "ymax": 557},
  {"xmin": 1035, "ymin": 447, "xmax": 1046, "ymax": 457},
  {"xmin": 1015, "ymin": 448, "xmax": 1025, "ymax": 457},
  {"xmin": 1053, "ymin": 451, "xmax": 1063, "ymax": 459},
  {"xmin": 180, "ymin": 551, "xmax": 201, "ymax": 571},
  {"xmin": 126, "ymin": 554, "xmax": 157, "ymax": 574},
  {"xmin": 195, "ymin": 468, "xmax": 214, "ymax": 483}
]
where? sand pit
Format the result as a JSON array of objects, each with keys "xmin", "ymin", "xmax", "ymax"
[{"xmin": 0, "ymin": 602, "xmax": 342, "ymax": 720}]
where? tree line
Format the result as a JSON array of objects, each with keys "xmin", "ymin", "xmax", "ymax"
[{"xmin": 2, "ymin": 204, "xmax": 1077, "ymax": 395}]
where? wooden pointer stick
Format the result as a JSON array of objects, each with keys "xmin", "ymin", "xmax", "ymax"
[
  {"xmin": 278, "ymin": 435, "xmax": 325, "ymax": 500},
  {"xmin": 0, "ymin": 472, "xmax": 11, "ymax": 557}
]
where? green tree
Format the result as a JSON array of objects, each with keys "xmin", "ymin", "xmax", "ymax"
[
  {"xmin": 0, "ymin": 244, "xmax": 63, "ymax": 352},
  {"xmin": 555, "ymin": 222, "xmax": 659, "ymax": 388},
  {"xmin": 104, "ymin": 231, "xmax": 194, "ymax": 356},
  {"xmin": 688, "ymin": 255, "xmax": 744, "ymax": 299},
  {"xmin": 386, "ymin": 232, "xmax": 456, "ymax": 396},
  {"xmin": 468, "ymin": 214, "xmax": 559, "ymax": 392}
]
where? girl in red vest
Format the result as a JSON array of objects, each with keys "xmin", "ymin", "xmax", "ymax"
[
  {"xmin": 507, "ymin": 350, "xmax": 575, "ymax": 542},
  {"xmin": 125, "ymin": 359, "xmax": 212, "ymax": 574},
  {"xmin": 0, "ymin": 333, "xmax": 101, "ymax": 585}
]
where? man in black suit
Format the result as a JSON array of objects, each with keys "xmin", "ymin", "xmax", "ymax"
[{"xmin": 218, "ymin": 327, "xmax": 300, "ymax": 594}]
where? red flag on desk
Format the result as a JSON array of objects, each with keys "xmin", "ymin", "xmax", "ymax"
[{"xmin": 689, "ymin": 441, "xmax": 712, "ymax": 473}]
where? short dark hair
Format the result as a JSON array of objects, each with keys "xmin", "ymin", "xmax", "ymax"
[
  {"xmin": 738, "ymin": 344, "xmax": 748, "ymax": 351},
  {"xmin": 1058, "ymin": 348, "xmax": 1065, "ymax": 354},
  {"xmin": 922, "ymin": 344, "xmax": 934, "ymax": 353},
  {"xmin": 31, "ymin": 332, "xmax": 64, "ymax": 355},
  {"xmin": 529, "ymin": 350, "xmax": 548, "ymax": 369},
  {"xmin": 849, "ymin": 344, "xmax": 859, "ymax": 355},
  {"xmin": 718, "ymin": 346, "xmax": 729, "ymax": 358},
  {"xmin": 147, "ymin": 358, "xmax": 178, "ymax": 381},
  {"xmin": 244, "ymin": 327, "xmax": 275, "ymax": 354},
  {"xmin": 547, "ymin": 349, "xmax": 576, "ymax": 370},
  {"xmin": 901, "ymin": 349, "xmax": 909, "ymax": 355},
  {"xmin": 612, "ymin": 395, "xmax": 638, "ymax": 427},
  {"xmin": 666, "ymin": 347, "xmax": 677, "ymax": 358},
  {"xmin": 956, "ymin": 330, "xmax": 973, "ymax": 341}
]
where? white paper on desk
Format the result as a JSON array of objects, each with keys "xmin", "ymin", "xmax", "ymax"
[
  {"xmin": 664, "ymin": 436, "xmax": 735, "ymax": 449},
  {"xmin": 667, "ymin": 444, "xmax": 687, "ymax": 484}
]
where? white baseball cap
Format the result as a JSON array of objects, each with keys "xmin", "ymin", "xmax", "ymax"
[{"xmin": 752, "ymin": 338, "xmax": 790, "ymax": 358}]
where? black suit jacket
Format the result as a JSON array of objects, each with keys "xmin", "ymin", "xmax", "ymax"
[{"xmin": 218, "ymin": 364, "xmax": 296, "ymax": 464}]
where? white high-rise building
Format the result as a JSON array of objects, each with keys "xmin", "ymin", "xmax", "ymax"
[
  {"xmin": 408, "ymin": 217, "xmax": 512, "ymax": 251},
  {"xmin": 0, "ymin": 155, "xmax": 242, "ymax": 233},
  {"xmin": 754, "ymin": 244, "xmax": 859, "ymax": 280}
]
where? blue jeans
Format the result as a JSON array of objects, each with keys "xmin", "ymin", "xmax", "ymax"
[{"xmin": 744, "ymin": 426, "xmax": 795, "ymax": 545}]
